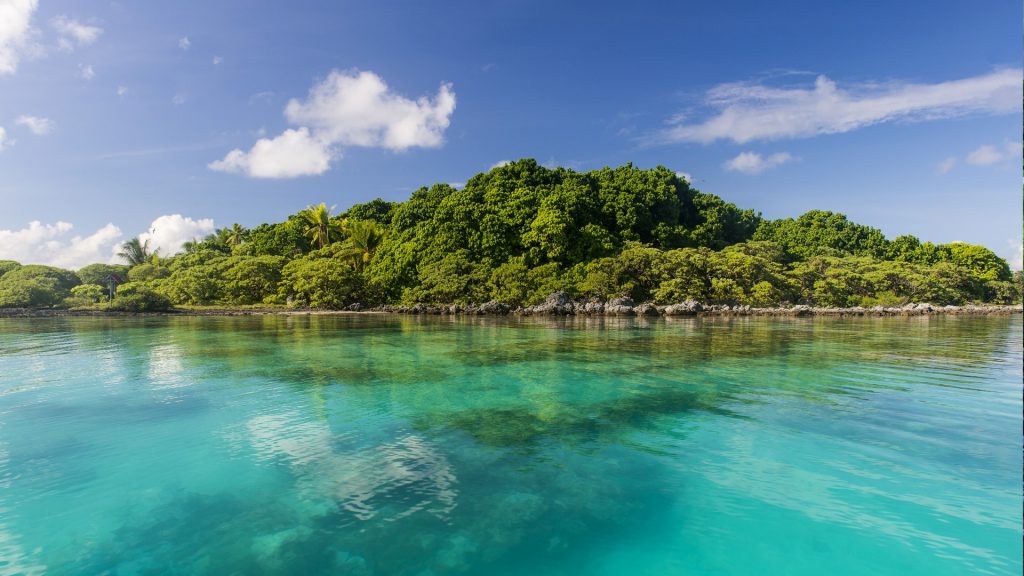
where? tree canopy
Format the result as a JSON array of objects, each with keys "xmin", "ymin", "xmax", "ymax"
[{"xmin": 0, "ymin": 159, "xmax": 1018, "ymax": 310}]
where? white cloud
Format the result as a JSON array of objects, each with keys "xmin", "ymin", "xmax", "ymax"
[
  {"xmin": 212, "ymin": 69, "xmax": 456, "ymax": 178},
  {"xmin": 1009, "ymin": 240, "xmax": 1023, "ymax": 272},
  {"xmin": 117, "ymin": 85, "xmax": 127, "ymax": 97},
  {"xmin": 0, "ymin": 126, "xmax": 9, "ymax": 151},
  {"xmin": 0, "ymin": 0, "xmax": 38, "ymax": 75},
  {"xmin": 675, "ymin": 171, "xmax": 692, "ymax": 183},
  {"xmin": 965, "ymin": 145, "xmax": 1002, "ymax": 166},
  {"xmin": 0, "ymin": 221, "xmax": 122, "ymax": 270},
  {"xmin": 660, "ymin": 69, "xmax": 1023, "ymax": 144},
  {"xmin": 78, "ymin": 63, "xmax": 94, "ymax": 79},
  {"xmin": 208, "ymin": 127, "xmax": 334, "ymax": 178},
  {"xmin": 723, "ymin": 151, "xmax": 794, "ymax": 174},
  {"xmin": 171, "ymin": 93, "xmax": 186, "ymax": 105},
  {"xmin": 284, "ymin": 69, "xmax": 456, "ymax": 151},
  {"xmin": 0, "ymin": 215, "xmax": 216, "ymax": 270},
  {"xmin": 14, "ymin": 114, "xmax": 53, "ymax": 135},
  {"xmin": 936, "ymin": 157, "xmax": 956, "ymax": 174},
  {"xmin": 212, "ymin": 55, "xmax": 223, "ymax": 66},
  {"xmin": 137, "ymin": 214, "xmax": 215, "ymax": 257},
  {"xmin": 178, "ymin": 36, "xmax": 190, "ymax": 50},
  {"xmin": 51, "ymin": 15, "xmax": 102, "ymax": 51},
  {"xmin": 490, "ymin": 160, "xmax": 511, "ymax": 170}
]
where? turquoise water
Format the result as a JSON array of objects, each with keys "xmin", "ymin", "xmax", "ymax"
[{"xmin": 0, "ymin": 315, "xmax": 1020, "ymax": 575}]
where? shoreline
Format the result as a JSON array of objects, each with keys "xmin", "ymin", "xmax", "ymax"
[{"xmin": 1, "ymin": 300, "xmax": 1021, "ymax": 319}]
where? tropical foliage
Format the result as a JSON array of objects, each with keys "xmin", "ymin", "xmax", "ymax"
[
  {"xmin": 118, "ymin": 237, "xmax": 156, "ymax": 266},
  {"xmin": 0, "ymin": 160, "xmax": 1019, "ymax": 311}
]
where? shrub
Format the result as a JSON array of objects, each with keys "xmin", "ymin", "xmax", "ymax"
[
  {"xmin": 77, "ymin": 263, "xmax": 129, "ymax": 286},
  {"xmin": 127, "ymin": 263, "xmax": 171, "ymax": 282},
  {"xmin": 108, "ymin": 282, "xmax": 173, "ymax": 312},
  {"xmin": 279, "ymin": 255, "xmax": 365, "ymax": 308},
  {"xmin": 65, "ymin": 284, "xmax": 108, "ymax": 307},
  {"xmin": 0, "ymin": 260, "xmax": 21, "ymax": 278},
  {"xmin": 0, "ymin": 265, "xmax": 80, "ymax": 308}
]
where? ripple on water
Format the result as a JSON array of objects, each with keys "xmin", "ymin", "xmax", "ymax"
[{"xmin": 0, "ymin": 315, "xmax": 1019, "ymax": 575}]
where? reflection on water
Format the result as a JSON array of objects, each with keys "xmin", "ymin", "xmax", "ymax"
[{"xmin": 0, "ymin": 314, "xmax": 1020, "ymax": 575}]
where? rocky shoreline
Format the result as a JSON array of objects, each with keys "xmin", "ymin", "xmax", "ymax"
[
  {"xmin": 371, "ymin": 293, "xmax": 1023, "ymax": 317},
  {"xmin": 1, "ymin": 292, "xmax": 1021, "ymax": 318}
]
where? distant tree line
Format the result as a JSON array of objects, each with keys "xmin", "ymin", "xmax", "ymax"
[{"xmin": 0, "ymin": 159, "xmax": 1019, "ymax": 311}]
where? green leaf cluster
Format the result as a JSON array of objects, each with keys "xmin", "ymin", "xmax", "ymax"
[{"xmin": 2, "ymin": 160, "xmax": 1019, "ymax": 311}]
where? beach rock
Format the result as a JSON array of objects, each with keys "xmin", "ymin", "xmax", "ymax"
[
  {"xmin": 634, "ymin": 303, "xmax": 660, "ymax": 316},
  {"xmin": 604, "ymin": 302, "xmax": 635, "ymax": 315},
  {"xmin": 346, "ymin": 303, "xmax": 363, "ymax": 312},
  {"xmin": 791, "ymin": 305, "xmax": 812, "ymax": 317},
  {"xmin": 528, "ymin": 291, "xmax": 575, "ymax": 315},
  {"xmin": 478, "ymin": 301, "xmax": 511, "ymax": 315},
  {"xmin": 579, "ymin": 301, "xmax": 605, "ymax": 315}
]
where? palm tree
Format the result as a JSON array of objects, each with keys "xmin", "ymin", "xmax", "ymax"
[
  {"xmin": 225, "ymin": 223, "xmax": 247, "ymax": 247},
  {"xmin": 299, "ymin": 203, "xmax": 342, "ymax": 249},
  {"xmin": 182, "ymin": 238, "xmax": 201, "ymax": 254},
  {"xmin": 118, "ymin": 237, "xmax": 154, "ymax": 266},
  {"xmin": 340, "ymin": 219, "xmax": 384, "ymax": 272}
]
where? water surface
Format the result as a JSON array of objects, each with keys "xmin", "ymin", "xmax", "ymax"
[{"xmin": 0, "ymin": 315, "xmax": 1020, "ymax": 575}]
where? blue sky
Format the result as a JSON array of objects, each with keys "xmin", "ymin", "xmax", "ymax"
[{"xmin": 0, "ymin": 0, "xmax": 1021, "ymax": 269}]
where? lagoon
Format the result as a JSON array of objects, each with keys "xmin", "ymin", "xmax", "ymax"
[{"xmin": 0, "ymin": 315, "xmax": 1020, "ymax": 575}]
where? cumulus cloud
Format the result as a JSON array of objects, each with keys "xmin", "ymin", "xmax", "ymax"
[
  {"xmin": 658, "ymin": 69, "xmax": 1023, "ymax": 144},
  {"xmin": 0, "ymin": 221, "xmax": 122, "ymax": 270},
  {"xmin": 51, "ymin": 15, "xmax": 102, "ymax": 51},
  {"xmin": 209, "ymin": 128, "xmax": 334, "ymax": 178},
  {"xmin": 172, "ymin": 93, "xmax": 186, "ymax": 105},
  {"xmin": 0, "ymin": 0, "xmax": 38, "ymax": 75},
  {"xmin": 675, "ymin": 171, "xmax": 692, "ymax": 183},
  {"xmin": 723, "ymin": 151, "xmax": 794, "ymax": 174},
  {"xmin": 284, "ymin": 70, "xmax": 456, "ymax": 150},
  {"xmin": 14, "ymin": 114, "xmax": 53, "ymax": 135},
  {"xmin": 1009, "ymin": 240, "xmax": 1023, "ymax": 272},
  {"xmin": 0, "ymin": 126, "xmax": 9, "ymax": 151},
  {"xmin": 490, "ymin": 160, "xmax": 511, "ymax": 169},
  {"xmin": 212, "ymin": 55, "xmax": 223, "ymax": 66},
  {"xmin": 936, "ymin": 157, "xmax": 956, "ymax": 174},
  {"xmin": 78, "ymin": 63, "xmax": 94, "ymax": 79},
  {"xmin": 117, "ymin": 85, "xmax": 127, "ymax": 97},
  {"xmin": 0, "ymin": 215, "xmax": 216, "ymax": 270},
  {"xmin": 178, "ymin": 36, "xmax": 190, "ymax": 50},
  {"xmin": 137, "ymin": 214, "xmax": 215, "ymax": 257},
  {"xmin": 211, "ymin": 69, "xmax": 456, "ymax": 178}
]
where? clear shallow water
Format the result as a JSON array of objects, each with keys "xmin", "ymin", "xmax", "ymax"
[{"xmin": 0, "ymin": 315, "xmax": 1020, "ymax": 576}]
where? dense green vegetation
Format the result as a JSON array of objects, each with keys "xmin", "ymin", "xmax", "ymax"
[{"xmin": 0, "ymin": 160, "xmax": 1020, "ymax": 311}]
